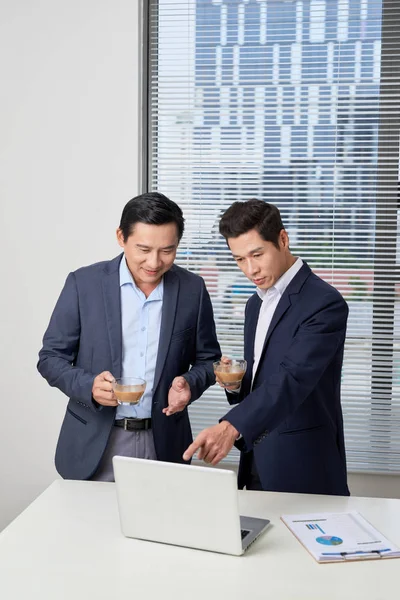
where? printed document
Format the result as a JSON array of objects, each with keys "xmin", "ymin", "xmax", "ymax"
[{"xmin": 281, "ymin": 511, "xmax": 400, "ymax": 563}]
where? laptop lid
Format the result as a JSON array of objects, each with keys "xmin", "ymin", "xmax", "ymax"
[{"xmin": 113, "ymin": 456, "xmax": 254, "ymax": 555}]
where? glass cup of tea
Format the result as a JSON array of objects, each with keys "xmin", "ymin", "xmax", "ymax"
[
  {"xmin": 112, "ymin": 377, "xmax": 146, "ymax": 405},
  {"xmin": 213, "ymin": 359, "xmax": 247, "ymax": 389}
]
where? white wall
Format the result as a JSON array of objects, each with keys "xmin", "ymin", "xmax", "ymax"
[
  {"xmin": 0, "ymin": 1, "xmax": 398, "ymax": 533},
  {"xmin": 0, "ymin": 0, "xmax": 141, "ymax": 531}
]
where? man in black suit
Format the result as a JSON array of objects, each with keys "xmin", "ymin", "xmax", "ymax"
[{"xmin": 184, "ymin": 200, "xmax": 349, "ymax": 495}]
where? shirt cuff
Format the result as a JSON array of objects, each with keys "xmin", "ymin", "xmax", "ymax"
[{"xmin": 227, "ymin": 384, "xmax": 241, "ymax": 394}]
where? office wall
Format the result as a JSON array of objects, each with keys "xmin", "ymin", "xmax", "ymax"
[
  {"xmin": 205, "ymin": 463, "xmax": 400, "ymax": 500},
  {"xmin": 0, "ymin": 1, "xmax": 398, "ymax": 533},
  {"xmin": 0, "ymin": 0, "xmax": 141, "ymax": 531},
  {"xmin": 348, "ymin": 473, "xmax": 400, "ymax": 499}
]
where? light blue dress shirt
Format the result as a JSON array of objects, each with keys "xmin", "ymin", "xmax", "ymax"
[{"xmin": 115, "ymin": 256, "xmax": 164, "ymax": 420}]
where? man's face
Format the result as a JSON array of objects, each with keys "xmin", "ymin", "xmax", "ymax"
[
  {"xmin": 116, "ymin": 222, "xmax": 179, "ymax": 291},
  {"xmin": 228, "ymin": 228, "xmax": 292, "ymax": 290}
]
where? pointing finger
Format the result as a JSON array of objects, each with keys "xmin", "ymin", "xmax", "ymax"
[{"xmin": 183, "ymin": 436, "xmax": 203, "ymax": 461}]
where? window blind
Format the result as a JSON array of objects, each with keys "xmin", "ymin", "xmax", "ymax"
[{"xmin": 147, "ymin": 0, "xmax": 400, "ymax": 473}]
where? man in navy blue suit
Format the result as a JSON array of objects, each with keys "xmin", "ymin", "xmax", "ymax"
[
  {"xmin": 38, "ymin": 192, "xmax": 220, "ymax": 481},
  {"xmin": 184, "ymin": 199, "xmax": 349, "ymax": 496}
]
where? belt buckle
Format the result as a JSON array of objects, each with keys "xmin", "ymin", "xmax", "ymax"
[{"xmin": 124, "ymin": 418, "xmax": 129, "ymax": 431}]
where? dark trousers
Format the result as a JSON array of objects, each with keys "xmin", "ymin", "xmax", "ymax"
[{"xmin": 245, "ymin": 452, "xmax": 263, "ymax": 491}]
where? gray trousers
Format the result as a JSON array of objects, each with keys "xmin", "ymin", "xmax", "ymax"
[{"xmin": 91, "ymin": 425, "xmax": 157, "ymax": 482}]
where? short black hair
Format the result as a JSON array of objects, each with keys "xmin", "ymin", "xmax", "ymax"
[
  {"xmin": 219, "ymin": 199, "xmax": 284, "ymax": 249},
  {"xmin": 119, "ymin": 192, "xmax": 185, "ymax": 242}
]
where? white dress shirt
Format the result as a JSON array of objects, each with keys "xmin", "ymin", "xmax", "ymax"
[{"xmin": 252, "ymin": 258, "xmax": 303, "ymax": 382}]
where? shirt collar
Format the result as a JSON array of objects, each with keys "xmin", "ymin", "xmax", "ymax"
[
  {"xmin": 256, "ymin": 258, "xmax": 303, "ymax": 300},
  {"xmin": 119, "ymin": 256, "xmax": 164, "ymax": 300},
  {"xmin": 119, "ymin": 255, "xmax": 133, "ymax": 286}
]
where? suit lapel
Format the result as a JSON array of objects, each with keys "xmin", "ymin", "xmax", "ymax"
[
  {"xmin": 153, "ymin": 267, "xmax": 179, "ymax": 394},
  {"xmin": 263, "ymin": 294, "xmax": 291, "ymax": 347},
  {"xmin": 253, "ymin": 262, "xmax": 312, "ymax": 381},
  {"xmin": 243, "ymin": 294, "xmax": 262, "ymax": 395},
  {"xmin": 102, "ymin": 254, "xmax": 123, "ymax": 378},
  {"xmin": 264, "ymin": 262, "xmax": 312, "ymax": 348},
  {"xmin": 245, "ymin": 294, "xmax": 261, "ymax": 364}
]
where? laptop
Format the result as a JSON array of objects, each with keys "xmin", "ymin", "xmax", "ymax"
[{"xmin": 113, "ymin": 456, "xmax": 270, "ymax": 556}]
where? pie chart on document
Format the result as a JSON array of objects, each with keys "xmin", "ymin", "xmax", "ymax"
[{"xmin": 316, "ymin": 536, "xmax": 343, "ymax": 546}]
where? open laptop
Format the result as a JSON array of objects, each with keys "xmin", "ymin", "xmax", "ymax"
[{"xmin": 113, "ymin": 456, "xmax": 270, "ymax": 556}]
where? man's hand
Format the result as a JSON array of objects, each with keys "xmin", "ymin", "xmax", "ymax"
[
  {"xmin": 183, "ymin": 421, "xmax": 239, "ymax": 465},
  {"xmin": 92, "ymin": 371, "xmax": 118, "ymax": 407},
  {"xmin": 163, "ymin": 376, "xmax": 191, "ymax": 416}
]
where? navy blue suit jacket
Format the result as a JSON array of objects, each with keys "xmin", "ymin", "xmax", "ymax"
[
  {"xmin": 224, "ymin": 263, "xmax": 350, "ymax": 496},
  {"xmin": 37, "ymin": 255, "xmax": 221, "ymax": 480}
]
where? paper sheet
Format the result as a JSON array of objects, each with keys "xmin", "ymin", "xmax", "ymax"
[{"xmin": 281, "ymin": 511, "xmax": 400, "ymax": 563}]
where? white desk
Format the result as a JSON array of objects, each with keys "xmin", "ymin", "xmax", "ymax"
[{"xmin": 0, "ymin": 480, "xmax": 399, "ymax": 600}]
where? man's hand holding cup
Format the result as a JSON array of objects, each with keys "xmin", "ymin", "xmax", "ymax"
[{"xmin": 213, "ymin": 356, "xmax": 246, "ymax": 391}]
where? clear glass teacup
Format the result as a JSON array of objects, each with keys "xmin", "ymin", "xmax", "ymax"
[
  {"xmin": 112, "ymin": 377, "xmax": 146, "ymax": 405},
  {"xmin": 213, "ymin": 359, "xmax": 247, "ymax": 388}
]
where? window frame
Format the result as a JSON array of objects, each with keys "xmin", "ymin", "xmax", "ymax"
[{"xmin": 143, "ymin": 0, "xmax": 400, "ymax": 474}]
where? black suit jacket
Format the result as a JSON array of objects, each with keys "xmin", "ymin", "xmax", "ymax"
[
  {"xmin": 37, "ymin": 255, "xmax": 221, "ymax": 479},
  {"xmin": 224, "ymin": 263, "xmax": 350, "ymax": 495}
]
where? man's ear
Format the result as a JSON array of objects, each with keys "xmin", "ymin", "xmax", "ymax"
[
  {"xmin": 116, "ymin": 228, "xmax": 124, "ymax": 248},
  {"xmin": 280, "ymin": 229, "xmax": 289, "ymax": 249}
]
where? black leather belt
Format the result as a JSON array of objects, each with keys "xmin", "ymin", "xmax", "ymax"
[{"xmin": 114, "ymin": 418, "xmax": 152, "ymax": 431}]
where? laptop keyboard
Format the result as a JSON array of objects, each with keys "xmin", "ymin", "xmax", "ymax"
[{"xmin": 241, "ymin": 529, "xmax": 251, "ymax": 540}]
